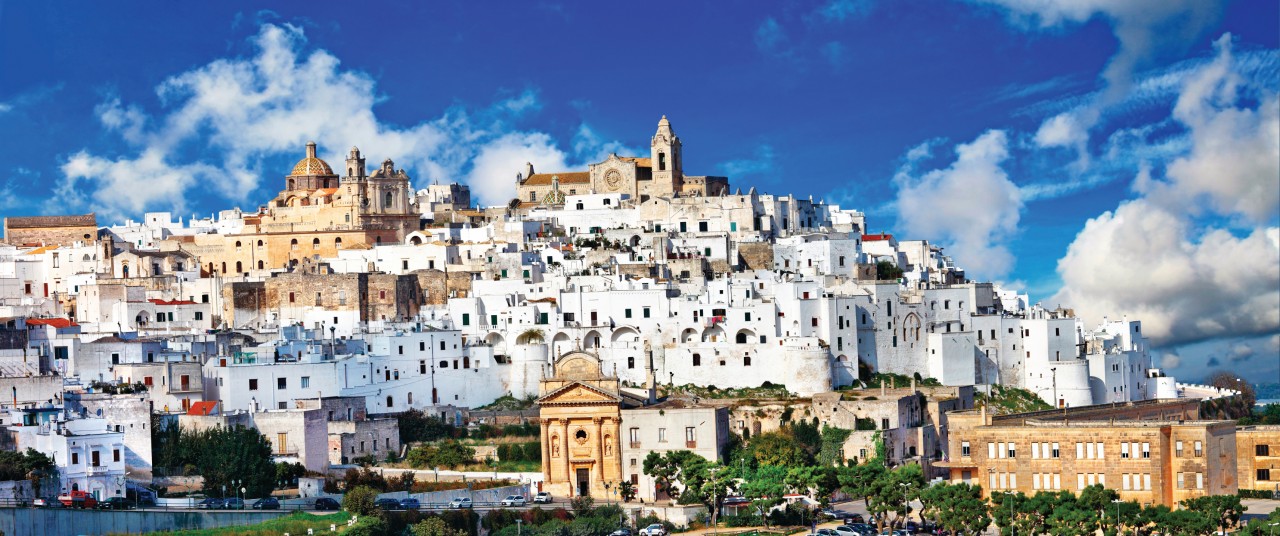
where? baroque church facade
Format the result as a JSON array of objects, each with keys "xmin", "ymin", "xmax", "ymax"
[
  {"xmin": 515, "ymin": 116, "xmax": 729, "ymax": 206},
  {"xmin": 184, "ymin": 142, "xmax": 420, "ymax": 275}
]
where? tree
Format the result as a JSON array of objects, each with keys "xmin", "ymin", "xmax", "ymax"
[
  {"xmin": 195, "ymin": 425, "xmax": 276, "ymax": 497},
  {"xmin": 344, "ymin": 485, "xmax": 380, "ymax": 516},
  {"xmin": 1155, "ymin": 507, "xmax": 1215, "ymax": 536},
  {"xmin": 618, "ymin": 480, "xmax": 637, "ymax": 502},
  {"xmin": 1209, "ymin": 370, "xmax": 1256, "ymax": 407},
  {"xmin": 750, "ymin": 431, "xmax": 811, "ymax": 467},
  {"xmin": 1181, "ymin": 495, "xmax": 1242, "ymax": 533},
  {"xmin": 784, "ymin": 466, "xmax": 839, "ymax": 506},
  {"xmin": 642, "ymin": 451, "xmax": 701, "ymax": 501},
  {"xmin": 1237, "ymin": 505, "xmax": 1280, "ymax": 535},
  {"xmin": 918, "ymin": 482, "xmax": 989, "ymax": 536},
  {"xmin": 399, "ymin": 409, "xmax": 459, "ymax": 443},
  {"xmin": 865, "ymin": 463, "xmax": 924, "ymax": 530},
  {"xmin": 415, "ymin": 516, "xmax": 469, "ymax": 536},
  {"xmin": 876, "ymin": 260, "xmax": 904, "ymax": 281},
  {"xmin": 739, "ymin": 464, "xmax": 787, "ymax": 528}
]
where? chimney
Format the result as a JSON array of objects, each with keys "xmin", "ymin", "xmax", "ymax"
[
  {"xmin": 980, "ymin": 403, "xmax": 987, "ymax": 424},
  {"xmin": 880, "ymin": 380, "xmax": 886, "ymax": 397},
  {"xmin": 644, "ymin": 343, "xmax": 657, "ymax": 404},
  {"xmin": 911, "ymin": 376, "xmax": 917, "ymax": 393}
]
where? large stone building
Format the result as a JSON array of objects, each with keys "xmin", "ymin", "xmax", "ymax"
[
  {"xmin": 3, "ymin": 214, "xmax": 98, "ymax": 247},
  {"xmin": 1236, "ymin": 425, "xmax": 1280, "ymax": 494},
  {"xmin": 939, "ymin": 400, "xmax": 1238, "ymax": 507},
  {"xmin": 536, "ymin": 350, "xmax": 639, "ymax": 498},
  {"xmin": 516, "ymin": 117, "xmax": 728, "ymax": 207},
  {"xmin": 180, "ymin": 142, "xmax": 420, "ymax": 276}
]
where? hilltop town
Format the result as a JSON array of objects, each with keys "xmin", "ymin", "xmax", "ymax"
[{"xmin": 0, "ymin": 117, "xmax": 1272, "ymax": 532}]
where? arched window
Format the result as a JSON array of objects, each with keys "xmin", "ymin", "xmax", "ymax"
[
  {"xmin": 257, "ymin": 260, "xmax": 264, "ymax": 270},
  {"xmin": 375, "ymin": 236, "xmax": 382, "ymax": 245},
  {"xmin": 463, "ymin": 356, "xmax": 470, "ymax": 369},
  {"xmin": 335, "ymin": 237, "xmax": 343, "ymax": 248},
  {"xmin": 658, "ymin": 152, "xmax": 667, "ymax": 171},
  {"xmin": 257, "ymin": 240, "xmax": 264, "ymax": 249},
  {"xmin": 407, "ymin": 392, "xmax": 413, "ymax": 405},
  {"xmin": 290, "ymin": 239, "xmax": 298, "ymax": 250},
  {"xmin": 235, "ymin": 241, "xmax": 242, "ymax": 252},
  {"xmin": 312, "ymin": 238, "xmax": 320, "ymax": 250},
  {"xmin": 384, "ymin": 192, "xmax": 393, "ymax": 208},
  {"xmin": 235, "ymin": 261, "xmax": 242, "ymax": 273},
  {"xmin": 627, "ymin": 356, "xmax": 635, "ymax": 369},
  {"xmin": 736, "ymin": 332, "xmax": 748, "ymax": 344},
  {"xmin": 221, "ymin": 262, "xmax": 226, "ymax": 273},
  {"xmin": 386, "ymin": 396, "xmax": 393, "ymax": 408}
]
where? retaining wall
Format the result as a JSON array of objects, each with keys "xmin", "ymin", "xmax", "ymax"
[{"xmin": 0, "ymin": 508, "xmax": 292, "ymax": 536}]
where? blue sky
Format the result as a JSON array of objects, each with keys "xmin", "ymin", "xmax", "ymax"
[{"xmin": 0, "ymin": 1, "xmax": 1277, "ymax": 383}]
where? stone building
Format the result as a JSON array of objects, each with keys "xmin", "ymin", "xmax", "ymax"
[
  {"xmin": 536, "ymin": 350, "xmax": 640, "ymax": 498},
  {"xmin": 939, "ymin": 399, "xmax": 1237, "ymax": 507},
  {"xmin": 1236, "ymin": 425, "xmax": 1280, "ymax": 494},
  {"xmin": 3, "ymin": 214, "xmax": 98, "ymax": 247},
  {"xmin": 178, "ymin": 142, "xmax": 420, "ymax": 276},
  {"xmin": 620, "ymin": 400, "xmax": 729, "ymax": 502},
  {"xmin": 516, "ymin": 117, "xmax": 728, "ymax": 207}
]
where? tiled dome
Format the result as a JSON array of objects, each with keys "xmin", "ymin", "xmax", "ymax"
[{"xmin": 289, "ymin": 141, "xmax": 336, "ymax": 176}]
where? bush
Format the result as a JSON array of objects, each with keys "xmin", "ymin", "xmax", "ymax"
[
  {"xmin": 343, "ymin": 485, "xmax": 380, "ymax": 516},
  {"xmin": 346, "ymin": 515, "xmax": 390, "ymax": 536},
  {"xmin": 724, "ymin": 513, "xmax": 763, "ymax": 527},
  {"xmin": 634, "ymin": 515, "xmax": 676, "ymax": 533}
]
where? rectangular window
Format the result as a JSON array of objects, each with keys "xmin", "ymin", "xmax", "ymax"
[
  {"xmin": 1033, "ymin": 473, "xmax": 1041, "ymax": 490},
  {"xmin": 1052, "ymin": 443, "xmax": 1060, "ymax": 458},
  {"xmin": 1053, "ymin": 474, "xmax": 1061, "ymax": 490},
  {"xmin": 195, "ymin": 311, "xmax": 203, "ymax": 320},
  {"xmin": 643, "ymin": 307, "xmax": 651, "ymax": 318},
  {"xmin": 1009, "ymin": 473, "xmax": 1017, "ymax": 489},
  {"xmin": 1123, "ymin": 474, "xmax": 1131, "ymax": 491},
  {"xmin": 990, "ymin": 473, "xmax": 997, "ymax": 492},
  {"xmin": 625, "ymin": 308, "xmax": 632, "ymax": 319},
  {"xmin": 1142, "ymin": 442, "xmax": 1150, "ymax": 458},
  {"xmin": 1195, "ymin": 441, "xmax": 1203, "ymax": 457},
  {"xmin": 1176, "ymin": 441, "xmax": 1184, "ymax": 457},
  {"xmin": 961, "ymin": 441, "xmax": 970, "ymax": 457},
  {"xmin": 301, "ymin": 376, "xmax": 310, "ymax": 388},
  {"xmin": 1122, "ymin": 442, "xmax": 1130, "ymax": 458},
  {"xmin": 114, "ymin": 449, "xmax": 121, "ymax": 462},
  {"xmin": 1008, "ymin": 443, "xmax": 1017, "ymax": 458},
  {"xmin": 1257, "ymin": 444, "xmax": 1271, "ymax": 457},
  {"xmin": 277, "ymin": 377, "xmax": 286, "ymax": 389},
  {"xmin": 629, "ymin": 428, "xmax": 639, "ymax": 445},
  {"xmin": 1087, "ymin": 442, "xmax": 1095, "ymax": 459},
  {"xmin": 249, "ymin": 379, "xmax": 258, "ymax": 391},
  {"xmin": 1032, "ymin": 442, "xmax": 1040, "ymax": 459},
  {"xmin": 658, "ymin": 428, "xmax": 667, "ymax": 442},
  {"xmin": 462, "ymin": 313, "xmax": 470, "ymax": 326},
  {"xmin": 1196, "ymin": 473, "xmax": 1203, "ymax": 489},
  {"xmin": 685, "ymin": 427, "xmax": 696, "ymax": 443},
  {"xmin": 1096, "ymin": 442, "xmax": 1104, "ymax": 459},
  {"xmin": 1077, "ymin": 442, "xmax": 1085, "ymax": 459},
  {"xmin": 1078, "ymin": 473, "xmax": 1085, "ymax": 490},
  {"xmin": 1258, "ymin": 469, "xmax": 1272, "ymax": 481},
  {"xmin": 988, "ymin": 443, "xmax": 996, "ymax": 459},
  {"xmin": 1143, "ymin": 474, "xmax": 1151, "ymax": 490},
  {"xmin": 72, "ymin": 452, "xmax": 79, "ymax": 465},
  {"xmin": 1177, "ymin": 472, "xmax": 1184, "ymax": 489}
]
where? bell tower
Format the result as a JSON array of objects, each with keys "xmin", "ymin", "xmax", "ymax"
[
  {"xmin": 650, "ymin": 115, "xmax": 683, "ymax": 195},
  {"xmin": 345, "ymin": 147, "xmax": 366, "ymax": 180}
]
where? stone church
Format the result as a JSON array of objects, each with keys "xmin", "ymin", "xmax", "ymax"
[
  {"xmin": 537, "ymin": 350, "xmax": 644, "ymax": 498},
  {"xmin": 516, "ymin": 116, "xmax": 729, "ymax": 206},
  {"xmin": 180, "ymin": 142, "xmax": 420, "ymax": 276}
]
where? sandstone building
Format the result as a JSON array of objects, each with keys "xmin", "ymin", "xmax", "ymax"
[
  {"xmin": 516, "ymin": 117, "xmax": 728, "ymax": 206},
  {"xmin": 3, "ymin": 214, "xmax": 98, "ymax": 247}
]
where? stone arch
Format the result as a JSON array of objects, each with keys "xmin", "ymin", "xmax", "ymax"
[
  {"xmin": 235, "ymin": 261, "xmax": 243, "ymax": 273},
  {"xmin": 485, "ymin": 332, "xmax": 506, "ymax": 352},
  {"xmin": 551, "ymin": 331, "xmax": 572, "ymax": 356},
  {"xmin": 135, "ymin": 311, "xmax": 150, "ymax": 326},
  {"xmin": 610, "ymin": 326, "xmax": 640, "ymax": 346},
  {"xmin": 903, "ymin": 313, "xmax": 922, "ymax": 341},
  {"xmin": 334, "ymin": 237, "xmax": 342, "ymax": 248},
  {"xmin": 734, "ymin": 329, "xmax": 755, "ymax": 344},
  {"xmin": 257, "ymin": 260, "xmax": 264, "ymax": 270},
  {"xmin": 583, "ymin": 330, "xmax": 603, "ymax": 349},
  {"xmin": 409, "ymin": 235, "xmax": 423, "ymax": 245},
  {"xmin": 516, "ymin": 330, "xmax": 544, "ymax": 345},
  {"xmin": 680, "ymin": 327, "xmax": 699, "ymax": 343},
  {"xmin": 312, "ymin": 237, "xmax": 320, "ymax": 250},
  {"xmin": 702, "ymin": 325, "xmax": 725, "ymax": 343}
]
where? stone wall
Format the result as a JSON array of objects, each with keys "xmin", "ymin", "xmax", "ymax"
[
  {"xmin": 736, "ymin": 242, "xmax": 773, "ymax": 272},
  {"xmin": 0, "ymin": 508, "xmax": 290, "ymax": 536},
  {"xmin": 3, "ymin": 215, "xmax": 97, "ymax": 247}
]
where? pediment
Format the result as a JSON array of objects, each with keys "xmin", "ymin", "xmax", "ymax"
[{"xmin": 538, "ymin": 381, "xmax": 621, "ymax": 406}]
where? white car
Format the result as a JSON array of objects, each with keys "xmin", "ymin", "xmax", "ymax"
[
  {"xmin": 500, "ymin": 495, "xmax": 526, "ymax": 507},
  {"xmin": 639, "ymin": 524, "xmax": 667, "ymax": 536},
  {"xmin": 533, "ymin": 492, "xmax": 552, "ymax": 504},
  {"xmin": 448, "ymin": 497, "xmax": 472, "ymax": 509}
]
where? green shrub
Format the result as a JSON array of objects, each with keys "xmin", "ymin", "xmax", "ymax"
[{"xmin": 343, "ymin": 485, "xmax": 379, "ymax": 516}]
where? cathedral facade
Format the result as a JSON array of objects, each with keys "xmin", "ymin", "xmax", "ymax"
[
  {"xmin": 516, "ymin": 116, "xmax": 729, "ymax": 207},
  {"xmin": 181, "ymin": 142, "xmax": 420, "ymax": 276}
]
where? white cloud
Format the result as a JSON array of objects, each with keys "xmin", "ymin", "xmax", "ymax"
[
  {"xmin": 1159, "ymin": 350, "xmax": 1181, "ymax": 370},
  {"xmin": 1033, "ymin": 109, "xmax": 1093, "ymax": 166},
  {"xmin": 0, "ymin": 102, "xmax": 10, "ymax": 114},
  {"xmin": 894, "ymin": 130, "xmax": 1023, "ymax": 279},
  {"xmin": 1138, "ymin": 35, "xmax": 1280, "ymax": 224},
  {"xmin": 718, "ymin": 144, "xmax": 777, "ymax": 177},
  {"xmin": 974, "ymin": 0, "xmax": 1224, "ymax": 104},
  {"xmin": 466, "ymin": 132, "xmax": 570, "ymax": 205},
  {"xmin": 56, "ymin": 23, "xmax": 626, "ymax": 218},
  {"xmin": 1053, "ymin": 199, "xmax": 1280, "ymax": 346}
]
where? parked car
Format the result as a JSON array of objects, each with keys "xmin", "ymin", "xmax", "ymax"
[
  {"xmin": 532, "ymin": 492, "xmax": 552, "ymax": 504},
  {"xmin": 816, "ymin": 529, "xmax": 839, "ymax": 536},
  {"xmin": 223, "ymin": 498, "xmax": 245, "ymax": 510},
  {"xmin": 199, "ymin": 498, "xmax": 225, "ymax": 510},
  {"xmin": 639, "ymin": 523, "xmax": 667, "ymax": 536},
  {"xmin": 821, "ymin": 508, "xmax": 842, "ymax": 519},
  {"xmin": 448, "ymin": 497, "xmax": 472, "ymax": 509},
  {"xmin": 400, "ymin": 498, "xmax": 421, "ymax": 510},
  {"xmin": 376, "ymin": 498, "xmax": 402, "ymax": 510},
  {"xmin": 34, "ymin": 497, "xmax": 65, "ymax": 509},
  {"xmin": 609, "ymin": 528, "xmax": 633, "ymax": 536},
  {"xmin": 96, "ymin": 497, "xmax": 134, "ymax": 510},
  {"xmin": 500, "ymin": 495, "xmax": 526, "ymax": 507},
  {"xmin": 252, "ymin": 497, "xmax": 281, "ymax": 510},
  {"xmin": 834, "ymin": 525, "xmax": 864, "ymax": 536},
  {"xmin": 843, "ymin": 524, "xmax": 876, "ymax": 536},
  {"xmin": 313, "ymin": 497, "xmax": 340, "ymax": 511},
  {"xmin": 846, "ymin": 514, "xmax": 865, "ymax": 524},
  {"xmin": 58, "ymin": 490, "xmax": 98, "ymax": 509}
]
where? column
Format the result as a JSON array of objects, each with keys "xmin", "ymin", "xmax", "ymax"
[
  {"xmin": 592, "ymin": 417, "xmax": 604, "ymax": 492},
  {"xmin": 612, "ymin": 417, "xmax": 624, "ymax": 485},
  {"xmin": 540, "ymin": 418, "xmax": 551, "ymax": 479},
  {"xmin": 560, "ymin": 419, "xmax": 572, "ymax": 490}
]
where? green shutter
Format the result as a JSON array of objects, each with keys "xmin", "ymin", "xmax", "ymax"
[{"xmin": 462, "ymin": 314, "xmax": 470, "ymax": 326}]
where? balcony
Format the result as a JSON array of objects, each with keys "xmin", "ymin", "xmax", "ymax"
[
  {"xmin": 629, "ymin": 442, "xmax": 641, "ymax": 449},
  {"xmin": 686, "ymin": 441, "xmax": 698, "ymax": 449}
]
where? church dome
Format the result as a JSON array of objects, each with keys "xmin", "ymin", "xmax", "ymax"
[{"xmin": 288, "ymin": 141, "xmax": 336, "ymax": 176}]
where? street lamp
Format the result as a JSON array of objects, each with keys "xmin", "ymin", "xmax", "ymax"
[
  {"xmin": 1112, "ymin": 499, "xmax": 1122, "ymax": 536},
  {"xmin": 516, "ymin": 519, "xmax": 523, "ymax": 536},
  {"xmin": 898, "ymin": 482, "xmax": 910, "ymax": 530},
  {"xmin": 1269, "ymin": 522, "xmax": 1278, "ymax": 536}
]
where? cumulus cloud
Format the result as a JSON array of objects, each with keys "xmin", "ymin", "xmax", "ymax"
[
  {"xmin": 816, "ymin": 0, "xmax": 872, "ymax": 22},
  {"xmin": 1228, "ymin": 343, "xmax": 1255, "ymax": 363},
  {"xmin": 56, "ymin": 23, "xmax": 626, "ymax": 218},
  {"xmin": 893, "ymin": 130, "xmax": 1023, "ymax": 279},
  {"xmin": 1159, "ymin": 351, "xmax": 1181, "ymax": 369},
  {"xmin": 0, "ymin": 102, "xmax": 10, "ymax": 114},
  {"xmin": 1052, "ymin": 34, "xmax": 1280, "ymax": 348}
]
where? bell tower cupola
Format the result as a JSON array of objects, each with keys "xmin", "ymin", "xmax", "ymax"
[{"xmin": 651, "ymin": 115, "xmax": 683, "ymax": 194}]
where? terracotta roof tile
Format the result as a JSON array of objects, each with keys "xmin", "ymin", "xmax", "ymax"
[
  {"xmin": 25, "ymin": 318, "xmax": 78, "ymax": 329},
  {"xmin": 523, "ymin": 172, "xmax": 590, "ymax": 186}
]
